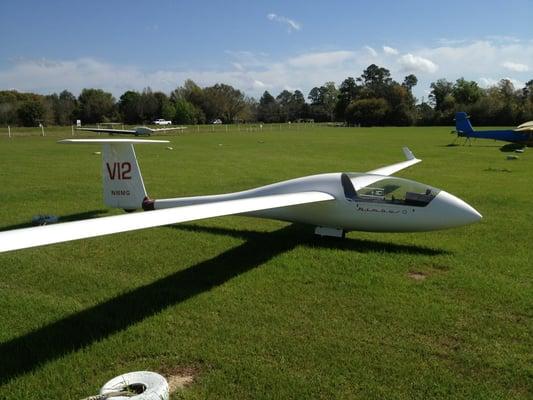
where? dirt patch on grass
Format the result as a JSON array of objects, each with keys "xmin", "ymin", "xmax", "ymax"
[
  {"xmin": 168, "ymin": 373, "xmax": 194, "ymax": 392},
  {"xmin": 438, "ymin": 335, "xmax": 461, "ymax": 353},
  {"xmin": 160, "ymin": 365, "xmax": 200, "ymax": 393},
  {"xmin": 408, "ymin": 263, "xmax": 450, "ymax": 281},
  {"xmin": 407, "ymin": 271, "xmax": 428, "ymax": 281}
]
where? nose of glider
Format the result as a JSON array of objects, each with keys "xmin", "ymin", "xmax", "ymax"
[{"xmin": 432, "ymin": 191, "xmax": 482, "ymax": 228}]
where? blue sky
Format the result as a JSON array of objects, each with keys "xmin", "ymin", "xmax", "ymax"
[{"xmin": 0, "ymin": 0, "xmax": 532, "ymax": 101}]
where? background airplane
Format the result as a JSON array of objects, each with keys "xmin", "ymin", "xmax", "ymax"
[
  {"xmin": 453, "ymin": 111, "xmax": 533, "ymax": 148},
  {"xmin": 77, "ymin": 126, "xmax": 187, "ymax": 136},
  {"xmin": 0, "ymin": 139, "xmax": 481, "ymax": 253}
]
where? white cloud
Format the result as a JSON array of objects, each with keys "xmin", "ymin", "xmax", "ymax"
[
  {"xmin": 485, "ymin": 35, "xmax": 521, "ymax": 44},
  {"xmin": 398, "ymin": 53, "xmax": 438, "ymax": 74},
  {"xmin": 2, "ymin": 38, "xmax": 533, "ymax": 102},
  {"xmin": 364, "ymin": 46, "xmax": 377, "ymax": 57},
  {"xmin": 0, "ymin": 57, "xmax": 266, "ymax": 96},
  {"xmin": 478, "ymin": 77, "xmax": 498, "ymax": 87},
  {"xmin": 253, "ymin": 79, "xmax": 266, "ymax": 89},
  {"xmin": 502, "ymin": 61, "xmax": 529, "ymax": 72},
  {"xmin": 383, "ymin": 46, "xmax": 399, "ymax": 55},
  {"xmin": 266, "ymin": 13, "xmax": 301, "ymax": 32},
  {"xmin": 225, "ymin": 50, "xmax": 268, "ymax": 68},
  {"xmin": 288, "ymin": 51, "xmax": 356, "ymax": 68},
  {"xmin": 436, "ymin": 38, "xmax": 469, "ymax": 46},
  {"xmin": 416, "ymin": 40, "xmax": 533, "ymax": 77},
  {"xmin": 479, "ymin": 77, "xmax": 524, "ymax": 89}
]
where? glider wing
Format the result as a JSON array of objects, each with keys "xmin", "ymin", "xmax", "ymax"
[
  {"xmin": 0, "ymin": 191, "xmax": 334, "ymax": 253},
  {"xmin": 76, "ymin": 127, "xmax": 139, "ymax": 134},
  {"xmin": 150, "ymin": 127, "xmax": 187, "ymax": 132},
  {"xmin": 366, "ymin": 147, "xmax": 421, "ymax": 176}
]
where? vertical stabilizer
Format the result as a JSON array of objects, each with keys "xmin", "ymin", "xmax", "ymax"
[
  {"xmin": 455, "ymin": 112, "xmax": 474, "ymax": 134},
  {"xmin": 58, "ymin": 139, "xmax": 169, "ymax": 211},
  {"xmin": 102, "ymin": 143, "xmax": 147, "ymax": 210}
]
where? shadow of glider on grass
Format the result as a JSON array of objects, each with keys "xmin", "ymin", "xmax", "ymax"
[
  {"xmin": 0, "ymin": 224, "xmax": 447, "ymax": 385},
  {"xmin": 0, "ymin": 139, "xmax": 481, "ymax": 253}
]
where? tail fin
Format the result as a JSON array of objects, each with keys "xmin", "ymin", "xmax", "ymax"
[
  {"xmin": 455, "ymin": 112, "xmax": 474, "ymax": 134},
  {"xmin": 101, "ymin": 142, "xmax": 148, "ymax": 210},
  {"xmin": 59, "ymin": 139, "xmax": 169, "ymax": 211}
]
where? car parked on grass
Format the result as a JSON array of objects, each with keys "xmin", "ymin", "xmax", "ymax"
[{"xmin": 153, "ymin": 119, "xmax": 172, "ymax": 125}]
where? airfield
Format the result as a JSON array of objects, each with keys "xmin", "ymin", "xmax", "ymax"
[{"xmin": 0, "ymin": 124, "xmax": 531, "ymax": 399}]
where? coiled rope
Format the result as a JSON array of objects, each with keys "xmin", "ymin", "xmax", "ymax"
[{"xmin": 81, "ymin": 371, "xmax": 169, "ymax": 400}]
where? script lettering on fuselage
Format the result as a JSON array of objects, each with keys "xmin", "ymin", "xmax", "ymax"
[
  {"xmin": 355, "ymin": 204, "xmax": 408, "ymax": 215},
  {"xmin": 106, "ymin": 162, "xmax": 132, "ymax": 180}
]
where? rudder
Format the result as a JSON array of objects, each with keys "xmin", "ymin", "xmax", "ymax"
[
  {"xmin": 455, "ymin": 112, "xmax": 474, "ymax": 134},
  {"xmin": 59, "ymin": 138, "xmax": 169, "ymax": 211},
  {"xmin": 102, "ymin": 142, "xmax": 146, "ymax": 211}
]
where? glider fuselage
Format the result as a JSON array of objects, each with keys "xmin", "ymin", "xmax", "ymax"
[{"xmin": 151, "ymin": 173, "xmax": 481, "ymax": 232}]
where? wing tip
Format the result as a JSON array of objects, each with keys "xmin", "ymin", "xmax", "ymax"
[
  {"xmin": 402, "ymin": 146, "xmax": 414, "ymax": 160},
  {"xmin": 402, "ymin": 146, "xmax": 421, "ymax": 162}
]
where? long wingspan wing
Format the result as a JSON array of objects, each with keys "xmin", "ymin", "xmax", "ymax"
[
  {"xmin": 59, "ymin": 138, "xmax": 169, "ymax": 144},
  {"xmin": 0, "ymin": 192, "xmax": 334, "ymax": 253},
  {"xmin": 151, "ymin": 127, "xmax": 187, "ymax": 132},
  {"xmin": 77, "ymin": 126, "xmax": 186, "ymax": 135},
  {"xmin": 366, "ymin": 147, "xmax": 421, "ymax": 176},
  {"xmin": 76, "ymin": 127, "xmax": 138, "ymax": 134}
]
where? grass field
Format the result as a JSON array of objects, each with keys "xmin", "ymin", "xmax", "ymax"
[{"xmin": 0, "ymin": 125, "xmax": 531, "ymax": 399}]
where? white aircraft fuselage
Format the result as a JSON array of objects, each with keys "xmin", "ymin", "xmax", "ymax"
[{"xmin": 150, "ymin": 172, "xmax": 481, "ymax": 233}]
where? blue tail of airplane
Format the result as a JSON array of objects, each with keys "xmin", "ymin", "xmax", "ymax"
[
  {"xmin": 452, "ymin": 111, "xmax": 528, "ymax": 145},
  {"xmin": 455, "ymin": 112, "xmax": 474, "ymax": 134}
]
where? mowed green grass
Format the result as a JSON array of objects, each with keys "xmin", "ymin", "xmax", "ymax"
[{"xmin": 0, "ymin": 125, "xmax": 531, "ymax": 399}]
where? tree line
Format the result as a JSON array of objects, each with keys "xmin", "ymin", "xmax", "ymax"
[{"xmin": 1, "ymin": 64, "xmax": 532, "ymax": 127}]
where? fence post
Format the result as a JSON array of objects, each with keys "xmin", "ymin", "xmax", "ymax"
[
  {"xmin": 40, "ymin": 124, "xmax": 45, "ymax": 137},
  {"xmin": 8, "ymin": 125, "xmax": 11, "ymax": 138}
]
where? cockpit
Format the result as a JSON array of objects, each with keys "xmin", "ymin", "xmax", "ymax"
[{"xmin": 341, "ymin": 173, "xmax": 439, "ymax": 207}]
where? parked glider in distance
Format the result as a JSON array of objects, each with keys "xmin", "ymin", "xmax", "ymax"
[
  {"xmin": 453, "ymin": 111, "xmax": 533, "ymax": 147},
  {"xmin": 77, "ymin": 126, "xmax": 187, "ymax": 136},
  {"xmin": 0, "ymin": 139, "xmax": 482, "ymax": 253}
]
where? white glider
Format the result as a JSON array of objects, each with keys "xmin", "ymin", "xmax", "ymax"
[
  {"xmin": 77, "ymin": 126, "xmax": 186, "ymax": 136},
  {"xmin": 0, "ymin": 139, "xmax": 481, "ymax": 253}
]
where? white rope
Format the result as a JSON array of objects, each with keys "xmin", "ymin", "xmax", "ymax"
[{"xmin": 81, "ymin": 371, "xmax": 169, "ymax": 400}]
